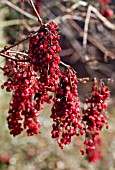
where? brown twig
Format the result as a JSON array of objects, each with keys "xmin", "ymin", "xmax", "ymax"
[
  {"xmin": 67, "ymin": 0, "xmax": 115, "ymax": 30},
  {"xmin": 77, "ymin": 77, "xmax": 113, "ymax": 83},
  {"xmin": 28, "ymin": 0, "xmax": 43, "ymax": 25},
  {"xmin": 2, "ymin": 0, "xmax": 38, "ymax": 21},
  {"xmin": 0, "ymin": 53, "xmax": 17, "ymax": 61},
  {"xmin": 0, "ymin": 51, "xmax": 113, "ymax": 84},
  {"xmin": 60, "ymin": 61, "xmax": 70, "ymax": 68},
  {"xmin": 77, "ymin": 77, "xmax": 91, "ymax": 83},
  {"xmin": 0, "ymin": 37, "xmax": 29, "ymax": 54},
  {"xmin": 7, "ymin": 50, "xmax": 28, "ymax": 57},
  {"xmin": 0, "ymin": 51, "xmax": 75, "ymax": 71},
  {"xmin": 68, "ymin": 19, "xmax": 115, "ymax": 60},
  {"xmin": 0, "ymin": 53, "xmax": 29, "ymax": 62},
  {"xmin": 0, "ymin": 31, "xmax": 38, "ymax": 54},
  {"xmin": 83, "ymin": 5, "xmax": 92, "ymax": 51}
]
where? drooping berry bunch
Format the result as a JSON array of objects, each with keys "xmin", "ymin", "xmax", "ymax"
[
  {"xmin": 81, "ymin": 81, "xmax": 110, "ymax": 159},
  {"xmin": 28, "ymin": 21, "xmax": 61, "ymax": 92},
  {"xmin": 1, "ymin": 54, "xmax": 42, "ymax": 136},
  {"xmin": 83, "ymin": 81, "xmax": 110, "ymax": 132},
  {"xmin": 1, "ymin": 20, "xmax": 62, "ymax": 137},
  {"xmin": 51, "ymin": 69, "xmax": 84, "ymax": 149}
]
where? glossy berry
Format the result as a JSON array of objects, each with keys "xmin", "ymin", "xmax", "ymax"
[{"xmin": 100, "ymin": 8, "xmax": 113, "ymax": 18}]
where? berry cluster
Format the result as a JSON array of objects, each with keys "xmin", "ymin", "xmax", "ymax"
[
  {"xmin": 1, "ymin": 54, "xmax": 42, "ymax": 136},
  {"xmin": 83, "ymin": 82, "xmax": 110, "ymax": 132},
  {"xmin": 51, "ymin": 70, "xmax": 83, "ymax": 149},
  {"xmin": 99, "ymin": 0, "xmax": 113, "ymax": 18},
  {"xmin": 28, "ymin": 21, "xmax": 61, "ymax": 92},
  {"xmin": 81, "ymin": 81, "xmax": 110, "ymax": 160},
  {"xmin": 1, "ymin": 21, "xmax": 61, "ymax": 136}
]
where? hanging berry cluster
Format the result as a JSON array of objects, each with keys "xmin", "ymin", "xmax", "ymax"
[
  {"xmin": 51, "ymin": 70, "xmax": 83, "ymax": 149},
  {"xmin": 1, "ymin": 54, "xmax": 42, "ymax": 136},
  {"xmin": 0, "ymin": 0, "xmax": 111, "ymax": 162},
  {"xmin": 1, "ymin": 20, "xmax": 62, "ymax": 137},
  {"xmin": 28, "ymin": 21, "xmax": 61, "ymax": 92},
  {"xmin": 80, "ymin": 80, "xmax": 110, "ymax": 161}
]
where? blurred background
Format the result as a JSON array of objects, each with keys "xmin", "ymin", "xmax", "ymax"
[{"xmin": 0, "ymin": 0, "xmax": 115, "ymax": 170}]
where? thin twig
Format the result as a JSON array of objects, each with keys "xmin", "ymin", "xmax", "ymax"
[
  {"xmin": 67, "ymin": 0, "xmax": 87, "ymax": 13},
  {"xmin": 66, "ymin": 0, "xmax": 115, "ymax": 30},
  {"xmin": 68, "ymin": 19, "xmax": 115, "ymax": 60},
  {"xmin": 0, "ymin": 52, "xmax": 112, "ymax": 84},
  {"xmin": 0, "ymin": 78, "xmax": 4, "ymax": 83},
  {"xmin": 1, "ymin": 0, "xmax": 38, "ymax": 21},
  {"xmin": 0, "ymin": 37, "xmax": 29, "ymax": 53},
  {"xmin": 83, "ymin": 5, "xmax": 92, "ymax": 51},
  {"xmin": 0, "ymin": 53, "xmax": 29, "ymax": 62},
  {"xmin": 29, "ymin": 0, "xmax": 43, "ymax": 25},
  {"xmin": 91, "ymin": 5, "xmax": 115, "ymax": 30},
  {"xmin": 0, "ymin": 31, "xmax": 38, "ymax": 54},
  {"xmin": 0, "ymin": 19, "xmax": 27, "ymax": 28},
  {"xmin": 60, "ymin": 61, "xmax": 70, "ymax": 68},
  {"xmin": 0, "ymin": 51, "xmax": 74, "ymax": 70},
  {"xmin": 77, "ymin": 77, "xmax": 91, "ymax": 83},
  {"xmin": 77, "ymin": 77, "xmax": 113, "ymax": 83},
  {"xmin": 7, "ymin": 50, "xmax": 28, "ymax": 56},
  {"xmin": 0, "ymin": 53, "xmax": 17, "ymax": 61}
]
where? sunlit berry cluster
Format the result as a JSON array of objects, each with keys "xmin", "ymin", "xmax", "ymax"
[
  {"xmin": 28, "ymin": 21, "xmax": 61, "ymax": 92},
  {"xmin": 81, "ymin": 81, "xmax": 110, "ymax": 161},
  {"xmin": 1, "ymin": 21, "xmax": 61, "ymax": 136},
  {"xmin": 83, "ymin": 82, "xmax": 110, "ymax": 132},
  {"xmin": 51, "ymin": 70, "xmax": 83, "ymax": 149},
  {"xmin": 1, "ymin": 54, "xmax": 42, "ymax": 136}
]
